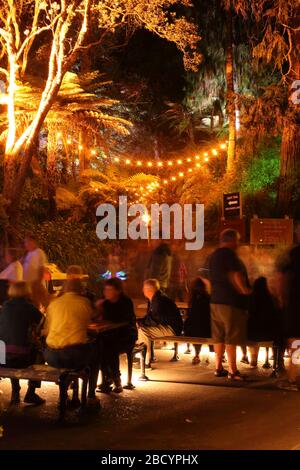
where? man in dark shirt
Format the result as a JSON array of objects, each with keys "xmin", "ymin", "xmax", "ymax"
[
  {"xmin": 97, "ymin": 277, "xmax": 137, "ymax": 393},
  {"xmin": 138, "ymin": 279, "xmax": 183, "ymax": 367},
  {"xmin": 209, "ymin": 229, "xmax": 251, "ymax": 380}
]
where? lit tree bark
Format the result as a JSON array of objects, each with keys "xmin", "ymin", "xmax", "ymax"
[
  {"xmin": 277, "ymin": 39, "xmax": 300, "ymax": 213},
  {"xmin": 225, "ymin": 4, "xmax": 236, "ymax": 172}
]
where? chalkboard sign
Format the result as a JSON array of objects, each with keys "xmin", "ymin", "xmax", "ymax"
[
  {"xmin": 223, "ymin": 192, "xmax": 242, "ymax": 219},
  {"xmin": 250, "ymin": 218, "xmax": 293, "ymax": 245}
]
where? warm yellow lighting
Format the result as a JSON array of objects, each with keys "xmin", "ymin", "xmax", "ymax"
[
  {"xmin": 56, "ymin": 132, "xmax": 62, "ymax": 138},
  {"xmin": 137, "ymin": 161, "xmax": 142, "ymax": 166},
  {"xmin": 67, "ymin": 139, "xmax": 72, "ymax": 145},
  {"xmin": 195, "ymin": 155, "xmax": 200, "ymax": 160},
  {"xmin": 171, "ymin": 176, "xmax": 176, "ymax": 181},
  {"xmin": 196, "ymin": 163, "xmax": 201, "ymax": 168},
  {"xmin": 204, "ymin": 152, "xmax": 208, "ymax": 157},
  {"xmin": 147, "ymin": 162, "xmax": 153, "ymax": 167},
  {"xmin": 91, "ymin": 149, "xmax": 96, "ymax": 155},
  {"xmin": 168, "ymin": 161, "xmax": 173, "ymax": 166},
  {"xmin": 187, "ymin": 158, "xmax": 191, "ymax": 162},
  {"xmin": 163, "ymin": 180, "xmax": 168, "ymax": 184},
  {"xmin": 157, "ymin": 162, "xmax": 163, "ymax": 167},
  {"xmin": 126, "ymin": 159, "xmax": 131, "ymax": 164},
  {"xmin": 114, "ymin": 157, "xmax": 120, "ymax": 162},
  {"xmin": 78, "ymin": 145, "xmax": 83, "ymax": 151},
  {"xmin": 177, "ymin": 159, "xmax": 182, "ymax": 164},
  {"xmin": 204, "ymin": 157, "xmax": 209, "ymax": 162},
  {"xmin": 179, "ymin": 172, "xmax": 184, "ymax": 177},
  {"xmin": 188, "ymin": 168, "xmax": 192, "ymax": 172},
  {"xmin": 220, "ymin": 143, "xmax": 226, "ymax": 150},
  {"xmin": 212, "ymin": 149, "xmax": 218, "ymax": 155}
]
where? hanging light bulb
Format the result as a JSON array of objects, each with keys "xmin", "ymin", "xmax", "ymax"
[
  {"xmin": 91, "ymin": 149, "xmax": 97, "ymax": 155},
  {"xmin": 168, "ymin": 161, "xmax": 173, "ymax": 166},
  {"xmin": 212, "ymin": 149, "xmax": 218, "ymax": 155},
  {"xmin": 147, "ymin": 162, "xmax": 153, "ymax": 167},
  {"xmin": 125, "ymin": 159, "xmax": 131, "ymax": 164},
  {"xmin": 137, "ymin": 161, "xmax": 142, "ymax": 166},
  {"xmin": 114, "ymin": 157, "xmax": 120, "ymax": 162},
  {"xmin": 78, "ymin": 145, "xmax": 83, "ymax": 151}
]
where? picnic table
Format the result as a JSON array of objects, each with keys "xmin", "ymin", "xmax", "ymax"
[{"xmin": 88, "ymin": 320, "xmax": 129, "ymax": 333}]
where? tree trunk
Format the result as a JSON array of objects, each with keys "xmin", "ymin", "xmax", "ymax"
[
  {"xmin": 277, "ymin": 119, "xmax": 300, "ymax": 214},
  {"xmin": 277, "ymin": 36, "xmax": 300, "ymax": 214},
  {"xmin": 225, "ymin": 5, "xmax": 236, "ymax": 172}
]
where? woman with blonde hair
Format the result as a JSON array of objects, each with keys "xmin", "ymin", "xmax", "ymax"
[{"xmin": 0, "ymin": 282, "xmax": 45, "ymax": 405}]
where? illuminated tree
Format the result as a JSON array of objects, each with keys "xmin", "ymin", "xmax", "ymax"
[
  {"xmin": 0, "ymin": 0, "xmax": 200, "ymax": 225},
  {"xmin": 231, "ymin": 0, "xmax": 300, "ymax": 212}
]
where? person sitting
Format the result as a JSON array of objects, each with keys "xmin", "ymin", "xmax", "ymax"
[
  {"xmin": 43, "ymin": 279, "xmax": 99, "ymax": 405},
  {"xmin": 184, "ymin": 277, "xmax": 212, "ymax": 364},
  {"xmin": 0, "ymin": 282, "xmax": 45, "ymax": 405},
  {"xmin": 0, "ymin": 248, "xmax": 23, "ymax": 283},
  {"xmin": 96, "ymin": 278, "xmax": 137, "ymax": 394},
  {"xmin": 248, "ymin": 276, "xmax": 280, "ymax": 367},
  {"xmin": 137, "ymin": 279, "xmax": 183, "ymax": 367}
]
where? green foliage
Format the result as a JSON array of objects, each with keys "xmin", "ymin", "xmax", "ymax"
[
  {"xmin": 19, "ymin": 217, "xmax": 108, "ymax": 289},
  {"xmin": 240, "ymin": 143, "xmax": 280, "ymax": 195}
]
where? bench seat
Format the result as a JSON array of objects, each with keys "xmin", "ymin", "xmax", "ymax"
[{"xmin": 0, "ymin": 364, "xmax": 89, "ymax": 421}]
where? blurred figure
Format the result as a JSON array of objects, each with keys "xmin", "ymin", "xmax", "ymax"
[
  {"xmin": 146, "ymin": 242, "xmax": 172, "ymax": 294},
  {"xmin": 43, "ymin": 279, "xmax": 99, "ymax": 404},
  {"xmin": 0, "ymin": 282, "xmax": 45, "ymax": 405},
  {"xmin": 22, "ymin": 234, "xmax": 49, "ymax": 309},
  {"xmin": 169, "ymin": 242, "xmax": 188, "ymax": 302},
  {"xmin": 0, "ymin": 248, "xmax": 23, "ymax": 283},
  {"xmin": 184, "ymin": 277, "xmax": 211, "ymax": 364},
  {"xmin": 137, "ymin": 279, "xmax": 183, "ymax": 367},
  {"xmin": 248, "ymin": 277, "xmax": 280, "ymax": 367},
  {"xmin": 209, "ymin": 229, "xmax": 251, "ymax": 380},
  {"xmin": 276, "ymin": 221, "xmax": 300, "ymax": 391},
  {"xmin": 97, "ymin": 278, "xmax": 137, "ymax": 394}
]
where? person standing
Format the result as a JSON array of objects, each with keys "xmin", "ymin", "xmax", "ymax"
[
  {"xmin": 0, "ymin": 248, "xmax": 23, "ymax": 283},
  {"xmin": 146, "ymin": 243, "xmax": 172, "ymax": 294},
  {"xmin": 184, "ymin": 277, "xmax": 211, "ymax": 364},
  {"xmin": 22, "ymin": 234, "xmax": 49, "ymax": 308},
  {"xmin": 276, "ymin": 221, "xmax": 300, "ymax": 391},
  {"xmin": 209, "ymin": 229, "xmax": 251, "ymax": 380}
]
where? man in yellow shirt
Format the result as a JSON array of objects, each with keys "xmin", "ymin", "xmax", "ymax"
[{"xmin": 43, "ymin": 279, "xmax": 99, "ymax": 404}]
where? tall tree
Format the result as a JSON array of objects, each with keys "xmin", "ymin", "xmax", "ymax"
[
  {"xmin": 0, "ymin": 0, "xmax": 200, "ymax": 227},
  {"xmin": 232, "ymin": 0, "xmax": 300, "ymax": 213}
]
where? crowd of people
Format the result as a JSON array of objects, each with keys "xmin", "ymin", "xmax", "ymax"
[{"xmin": 0, "ymin": 225, "xmax": 300, "ymax": 408}]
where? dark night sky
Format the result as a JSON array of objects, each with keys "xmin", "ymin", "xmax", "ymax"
[{"xmin": 116, "ymin": 30, "xmax": 186, "ymax": 103}]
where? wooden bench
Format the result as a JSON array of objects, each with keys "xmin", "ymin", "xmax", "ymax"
[
  {"xmin": 0, "ymin": 364, "xmax": 89, "ymax": 421},
  {"xmin": 151, "ymin": 336, "xmax": 281, "ymax": 377}
]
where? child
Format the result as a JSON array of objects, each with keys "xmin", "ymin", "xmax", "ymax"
[
  {"xmin": 184, "ymin": 277, "xmax": 211, "ymax": 364},
  {"xmin": 248, "ymin": 276, "xmax": 279, "ymax": 367}
]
